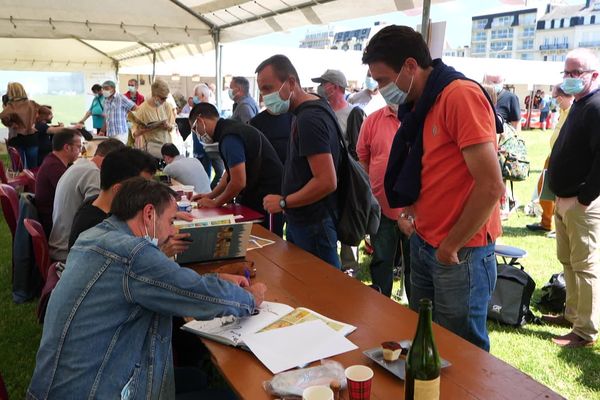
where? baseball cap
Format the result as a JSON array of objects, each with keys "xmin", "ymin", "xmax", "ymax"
[{"xmin": 311, "ymin": 69, "xmax": 348, "ymax": 88}]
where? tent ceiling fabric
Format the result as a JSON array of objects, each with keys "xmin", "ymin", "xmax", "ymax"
[{"xmin": 0, "ymin": 0, "xmax": 445, "ymax": 71}]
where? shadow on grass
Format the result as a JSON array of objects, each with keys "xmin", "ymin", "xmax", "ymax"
[
  {"xmin": 558, "ymin": 344, "xmax": 600, "ymax": 392},
  {"xmin": 489, "ymin": 321, "xmax": 600, "ymax": 392},
  {"xmin": 501, "ymin": 225, "xmax": 551, "ymax": 238}
]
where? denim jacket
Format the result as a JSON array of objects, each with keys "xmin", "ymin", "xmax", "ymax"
[{"xmin": 27, "ymin": 216, "xmax": 255, "ymax": 400}]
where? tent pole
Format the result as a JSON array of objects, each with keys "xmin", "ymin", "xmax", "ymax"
[
  {"xmin": 420, "ymin": 0, "xmax": 431, "ymax": 37},
  {"xmin": 213, "ymin": 29, "xmax": 222, "ymax": 110}
]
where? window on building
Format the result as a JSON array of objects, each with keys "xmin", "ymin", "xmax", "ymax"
[
  {"xmin": 544, "ymin": 37, "xmax": 549, "ymax": 45},
  {"xmin": 493, "ymin": 15, "xmax": 512, "ymax": 27},
  {"xmin": 520, "ymin": 53, "xmax": 533, "ymax": 60},
  {"xmin": 474, "ymin": 32, "xmax": 486, "ymax": 41},
  {"xmin": 474, "ymin": 43, "xmax": 486, "ymax": 53},
  {"xmin": 521, "ymin": 13, "xmax": 536, "ymax": 25},
  {"xmin": 592, "ymin": 16, "xmax": 596, "ymax": 24},
  {"xmin": 522, "ymin": 39, "xmax": 534, "ymax": 49},
  {"xmin": 551, "ymin": 20, "xmax": 555, "ymax": 29},
  {"xmin": 523, "ymin": 26, "xmax": 535, "ymax": 37},
  {"xmin": 560, "ymin": 19, "xmax": 564, "ymax": 28},
  {"xmin": 473, "ymin": 19, "xmax": 487, "ymax": 29}
]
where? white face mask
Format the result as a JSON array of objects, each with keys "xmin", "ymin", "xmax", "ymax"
[
  {"xmin": 192, "ymin": 118, "xmax": 213, "ymax": 144},
  {"xmin": 143, "ymin": 209, "xmax": 158, "ymax": 247},
  {"xmin": 102, "ymin": 89, "xmax": 113, "ymax": 98}
]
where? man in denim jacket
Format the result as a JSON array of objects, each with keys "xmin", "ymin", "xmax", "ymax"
[{"xmin": 28, "ymin": 177, "xmax": 266, "ymax": 399}]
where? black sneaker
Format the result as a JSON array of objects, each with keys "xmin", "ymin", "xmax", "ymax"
[{"xmin": 526, "ymin": 223, "xmax": 551, "ymax": 232}]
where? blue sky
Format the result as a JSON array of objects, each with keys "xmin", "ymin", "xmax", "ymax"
[{"xmin": 239, "ymin": 0, "xmax": 585, "ymax": 48}]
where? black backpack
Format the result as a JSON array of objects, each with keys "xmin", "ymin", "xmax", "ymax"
[
  {"xmin": 298, "ymin": 102, "xmax": 381, "ymax": 246},
  {"xmin": 488, "ymin": 261, "xmax": 539, "ymax": 326},
  {"xmin": 536, "ymin": 272, "xmax": 566, "ymax": 314}
]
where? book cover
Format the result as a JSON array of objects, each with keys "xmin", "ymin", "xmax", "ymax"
[{"xmin": 175, "ymin": 221, "xmax": 252, "ymax": 264}]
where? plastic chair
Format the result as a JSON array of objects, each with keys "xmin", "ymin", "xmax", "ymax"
[
  {"xmin": 0, "ymin": 371, "xmax": 8, "ymax": 400},
  {"xmin": 24, "ymin": 218, "xmax": 50, "ymax": 282},
  {"xmin": 0, "ymin": 184, "xmax": 19, "ymax": 240},
  {"xmin": 495, "ymin": 244, "xmax": 527, "ymax": 266},
  {"xmin": 37, "ymin": 261, "xmax": 60, "ymax": 324},
  {"xmin": 21, "ymin": 169, "xmax": 36, "ymax": 193},
  {"xmin": 0, "ymin": 161, "xmax": 30, "ymax": 189},
  {"xmin": 7, "ymin": 145, "xmax": 23, "ymax": 172}
]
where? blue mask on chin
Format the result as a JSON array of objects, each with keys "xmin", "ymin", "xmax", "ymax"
[
  {"xmin": 192, "ymin": 96, "xmax": 201, "ymax": 105},
  {"xmin": 379, "ymin": 69, "xmax": 413, "ymax": 106}
]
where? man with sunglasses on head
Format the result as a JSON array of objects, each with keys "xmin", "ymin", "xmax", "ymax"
[
  {"xmin": 130, "ymin": 79, "xmax": 175, "ymax": 162},
  {"xmin": 256, "ymin": 55, "xmax": 342, "ymax": 268},
  {"xmin": 547, "ymin": 48, "xmax": 600, "ymax": 348}
]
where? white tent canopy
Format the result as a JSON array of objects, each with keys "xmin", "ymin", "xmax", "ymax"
[{"xmin": 0, "ymin": 0, "xmax": 447, "ymax": 73}]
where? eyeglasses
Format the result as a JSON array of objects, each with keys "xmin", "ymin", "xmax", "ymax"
[{"xmin": 562, "ymin": 69, "xmax": 593, "ymax": 78}]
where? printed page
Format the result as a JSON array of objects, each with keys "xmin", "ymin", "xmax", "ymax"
[
  {"xmin": 259, "ymin": 307, "xmax": 357, "ymax": 337},
  {"xmin": 173, "ymin": 215, "xmax": 236, "ymax": 227},
  {"xmin": 182, "ymin": 301, "xmax": 294, "ymax": 346},
  {"xmin": 243, "ymin": 320, "xmax": 358, "ymax": 374}
]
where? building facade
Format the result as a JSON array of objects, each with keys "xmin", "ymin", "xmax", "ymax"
[
  {"xmin": 535, "ymin": 0, "xmax": 600, "ymax": 61},
  {"xmin": 471, "ymin": 8, "xmax": 538, "ymax": 60}
]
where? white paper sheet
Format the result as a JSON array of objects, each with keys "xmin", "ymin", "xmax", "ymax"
[{"xmin": 242, "ymin": 320, "xmax": 358, "ymax": 374}]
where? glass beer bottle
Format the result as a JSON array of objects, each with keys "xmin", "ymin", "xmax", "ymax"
[{"xmin": 405, "ymin": 298, "xmax": 441, "ymax": 400}]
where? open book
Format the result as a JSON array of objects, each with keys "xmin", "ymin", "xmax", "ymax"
[
  {"xmin": 182, "ymin": 301, "xmax": 356, "ymax": 347},
  {"xmin": 128, "ymin": 112, "xmax": 166, "ymax": 130}
]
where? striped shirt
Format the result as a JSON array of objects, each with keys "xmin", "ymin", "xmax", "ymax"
[{"xmin": 104, "ymin": 93, "xmax": 135, "ymax": 137}]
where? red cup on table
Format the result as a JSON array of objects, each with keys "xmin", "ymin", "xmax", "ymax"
[{"xmin": 345, "ymin": 365, "xmax": 373, "ymax": 400}]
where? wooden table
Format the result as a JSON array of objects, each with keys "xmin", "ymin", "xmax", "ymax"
[{"xmin": 191, "ymin": 226, "xmax": 564, "ymax": 400}]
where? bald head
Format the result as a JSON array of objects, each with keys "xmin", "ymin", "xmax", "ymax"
[
  {"xmin": 565, "ymin": 48, "xmax": 600, "ymax": 71},
  {"xmin": 563, "ymin": 48, "xmax": 599, "ymax": 100}
]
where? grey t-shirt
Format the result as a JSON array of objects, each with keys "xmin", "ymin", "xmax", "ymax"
[
  {"xmin": 49, "ymin": 159, "xmax": 100, "ymax": 261},
  {"xmin": 163, "ymin": 155, "xmax": 211, "ymax": 194},
  {"xmin": 334, "ymin": 104, "xmax": 354, "ymax": 145}
]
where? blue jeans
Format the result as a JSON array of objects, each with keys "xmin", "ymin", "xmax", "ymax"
[
  {"xmin": 409, "ymin": 234, "xmax": 497, "ymax": 351},
  {"xmin": 370, "ymin": 215, "xmax": 411, "ymax": 297},
  {"xmin": 18, "ymin": 145, "xmax": 39, "ymax": 169},
  {"xmin": 286, "ymin": 216, "xmax": 341, "ymax": 269}
]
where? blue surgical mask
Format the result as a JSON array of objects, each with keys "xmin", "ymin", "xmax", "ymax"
[
  {"xmin": 144, "ymin": 209, "xmax": 158, "ymax": 247},
  {"xmin": 560, "ymin": 77, "xmax": 585, "ymax": 95},
  {"xmin": 317, "ymin": 84, "xmax": 327, "ymax": 98},
  {"xmin": 263, "ymin": 81, "xmax": 292, "ymax": 115},
  {"xmin": 494, "ymin": 84, "xmax": 503, "ymax": 94},
  {"xmin": 365, "ymin": 76, "xmax": 378, "ymax": 91},
  {"xmin": 192, "ymin": 96, "xmax": 201, "ymax": 105},
  {"xmin": 228, "ymin": 88, "xmax": 235, "ymax": 100},
  {"xmin": 379, "ymin": 69, "xmax": 413, "ymax": 106},
  {"xmin": 128, "ymin": 85, "xmax": 137, "ymax": 94},
  {"xmin": 193, "ymin": 119, "xmax": 213, "ymax": 144}
]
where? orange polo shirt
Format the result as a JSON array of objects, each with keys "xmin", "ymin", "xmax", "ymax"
[{"xmin": 413, "ymin": 80, "xmax": 502, "ymax": 247}]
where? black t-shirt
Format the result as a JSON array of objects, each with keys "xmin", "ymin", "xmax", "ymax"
[
  {"xmin": 68, "ymin": 195, "xmax": 109, "ymax": 250},
  {"xmin": 548, "ymin": 89, "xmax": 600, "ymax": 205},
  {"xmin": 250, "ymin": 110, "xmax": 293, "ymax": 165},
  {"xmin": 35, "ymin": 122, "xmax": 53, "ymax": 165},
  {"xmin": 284, "ymin": 99, "xmax": 340, "ymax": 224},
  {"xmin": 496, "ymin": 90, "xmax": 521, "ymax": 124}
]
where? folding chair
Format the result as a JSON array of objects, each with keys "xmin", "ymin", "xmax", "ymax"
[
  {"xmin": 0, "ymin": 184, "xmax": 19, "ymax": 240},
  {"xmin": 0, "ymin": 161, "xmax": 29, "ymax": 189},
  {"xmin": 24, "ymin": 218, "xmax": 51, "ymax": 282},
  {"xmin": 7, "ymin": 145, "xmax": 23, "ymax": 172},
  {"xmin": 37, "ymin": 261, "xmax": 61, "ymax": 324}
]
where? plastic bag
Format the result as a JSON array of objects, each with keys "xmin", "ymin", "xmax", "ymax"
[{"xmin": 263, "ymin": 360, "xmax": 346, "ymax": 398}]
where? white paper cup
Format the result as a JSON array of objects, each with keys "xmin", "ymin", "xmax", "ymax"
[{"xmin": 302, "ymin": 385, "xmax": 334, "ymax": 400}]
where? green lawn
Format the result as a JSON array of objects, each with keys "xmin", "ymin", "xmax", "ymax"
[{"xmin": 1, "ymin": 131, "xmax": 599, "ymax": 399}]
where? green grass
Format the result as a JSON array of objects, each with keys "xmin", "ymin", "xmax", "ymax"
[
  {"xmin": 1, "ymin": 132, "xmax": 599, "ymax": 399},
  {"xmin": 30, "ymin": 95, "xmax": 87, "ymax": 127},
  {"xmin": 353, "ymin": 129, "xmax": 600, "ymax": 400}
]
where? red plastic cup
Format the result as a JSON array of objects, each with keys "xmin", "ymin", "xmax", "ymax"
[{"xmin": 345, "ymin": 365, "xmax": 374, "ymax": 400}]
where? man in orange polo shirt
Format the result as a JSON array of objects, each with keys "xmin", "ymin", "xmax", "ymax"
[{"xmin": 363, "ymin": 25, "xmax": 504, "ymax": 351}]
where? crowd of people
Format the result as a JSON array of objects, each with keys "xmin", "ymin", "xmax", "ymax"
[{"xmin": 1, "ymin": 24, "xmax": 599, "ymax": 399}]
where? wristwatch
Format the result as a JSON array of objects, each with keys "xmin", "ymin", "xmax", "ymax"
[{"xmin": 279, "ymin": 196, "xmax": 287, "ymax": 210}]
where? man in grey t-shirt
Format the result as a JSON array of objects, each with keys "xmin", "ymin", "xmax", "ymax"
[
  {"xmin": 161, "ymin": 143, "xmax": 211, "ymax": 194},
  {"xmin": 49, "ymin": 138, "xmax": 124, "ymax": 261}
]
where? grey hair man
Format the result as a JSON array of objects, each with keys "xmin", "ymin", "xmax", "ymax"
[
  {"xmin": 229, "ymin": 76, "xmax": 259, "ymax": 124},
  {"xmin": 547, "ymin": 48, "xmax": 600, "ymax": 348}
]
